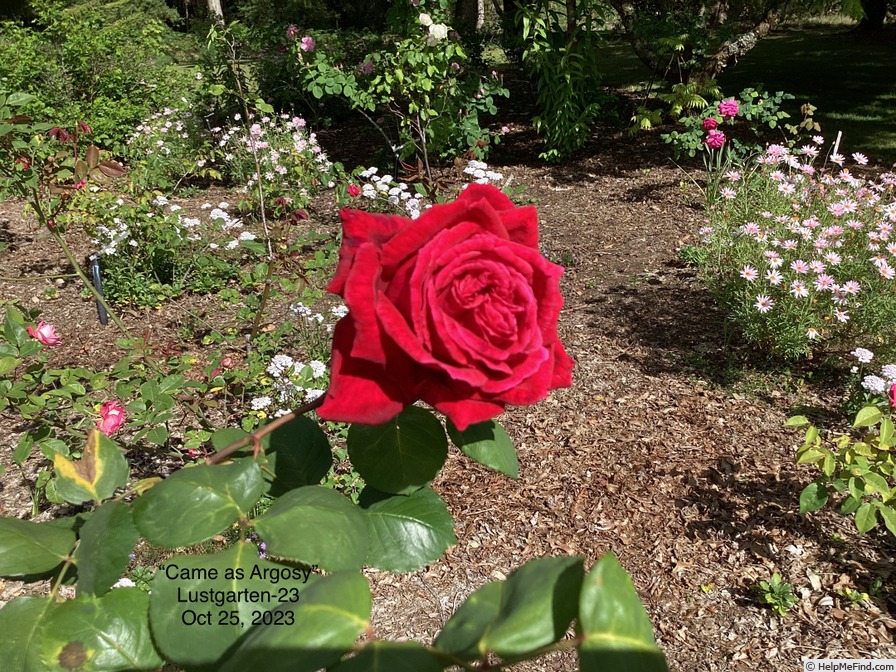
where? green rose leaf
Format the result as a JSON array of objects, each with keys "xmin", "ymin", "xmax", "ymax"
[
  {"xmin": 254, "ymin": 486, "xmax": 368, "ymax": 571},
  {"xmin": 360, "ymin": 486, "xmax": 456, "ymax": 572},
  {"xmin": 433, "ymin": 580, "xmax": 503, "ymax": 661},
  {"xmin": 3, "ymin": 307, "xmax": 28, "ymax": 347},
  {"xmin": 150, "ymin": 543, "xmax": 316, "ymax": 668},
  {"xmin": 219, "ymin": 572, "xmax": 371, "ymax": 672},
  {"xmin": 799, "ymin": 482, "xmax": 829, "ymax": 514},
  {"xmin": 876, "ymin": 503, "xmax": 896, "ymax": 536},
  {"xmin": 133, "ymin": 458, "xmax": 264, "ymax": 547},
  {"xmin": 0, "ymin": 356, "xmax": 19, "ymax": 375},
  {"xmin": 853, "ymin": 406, "xmax": 882, "ymax": 428},
  {"xmin": 447, "ymin": 419, "xmax": 518, "ymax": 478},
  {"xmin": 855, "ymin": 502, "xmax": 878, "ymax": 534},
  {"xmin": 481, "ymin": 556, "xmax": 584, "ymax": 657},
  {"xmin": 330, "ymin": 641, "xmax": 442, "ymax": 671},
  {"xmin": 348, "ymin": 406, "xmax": 448, "ymax": 495},
  {"xmin": 578, "ymin": 553, "xmax": 667, "ymax": 672},
  {"xmin": 53, "ymin": 430, "xmax": 129, "ymax": 505},
  {"xmin": 783, "ymin": 415, "xmax": 809, "ymax": 427},
  {"xmin": 40, "ymin": 588, "xmax": 163, "ymax": 672},
  {"xmin": 72, "ymin": 501, "xmax": 138, "ymax": 596},
  {"xmin": 0, "ymin": 597, "xmax": 59, "ymax": 672},
  {"xmin": 0, "ymin": 517, "xmax": 75, "ymax": 577},
  {"xmin": 263, "ymin": 416, "xmax": 332, "ymax": 496}
]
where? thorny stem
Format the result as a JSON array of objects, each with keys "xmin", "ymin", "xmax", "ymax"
[{"xmin": 206, "ymin": 394, "xmax": 325, "ymax": 465}]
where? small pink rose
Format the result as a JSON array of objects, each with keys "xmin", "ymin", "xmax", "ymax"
[
  {"xmin": 98, "ymin": 400, "xmax": 126, "ymax": 436},
  {"xmin": 702, "ymin": 117, "xmax": 719, "ymax": 131},
  {"xmin": 718, "ymin": 98, "xmax": 739, "ymax": 120},
  {"xmin": 300, "ymin": 36, "xmax": 315, "ymax": 52},
  {"xmin": 890, "ymin": 383, "xmax": 896, "ymax": 410},
  {"xmin": 704, "ymin": 129, "xmax": 726, "ymax": 150},
  {"xmin": 27, "ymin": 321, "xmax": 62, "ymax": 346}
]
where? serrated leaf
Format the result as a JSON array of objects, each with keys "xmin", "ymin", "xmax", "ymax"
[
  {"xmin": 40, "ymin": 588, "xmax": 163, "ymax": 671},
  {"xmin": 348, "ymin": 406, "xmax": 447, "ymax": 495},
  {"xmin": 150, "ymin": 543, "xmax": 316, "ymax": 668},
  {"xmin": 434, "ymin": 580, "xmax": 503, "ymax": 661},
  {"xmin": 0, "ymin": 356, "xmax": 19, "ymax": 375},
  {"xmin": 53, "ymin": 430, "xmax": 129, "ymax": 505},
  {"xmin": 853, "ymin": 406, "xmax": 882, "ymax": 428},
  {"xmin": 481, "ymin": 556, "xmax": 584, "ymax": 656},
  {"xmin": 219, "ymin": 572, "xmax": 371, "ymax": 672},
  {"xmin": 0, "ymin": 597, "xmax": 59, "ymax": 672},
  {"xmin": 0, "ymin": 517, "xmax": 75, "ymax": 577},
  {"xmin": 4, "ymin": 308, "xmax": 28, "ymax": 347},
  {"xmin": 360, "ymin": 487, "xmax": 456, "ymax": 572},
  {"xmin": 799, "ymin": 482, "xmax": 829, "ymax": 513},
  {"xmin": 263, "ymin": 416, "xmax": 332, "ymax": 496},
  {"xmin": 133, "ymin": 458, "xmax": 263, "ymax": 547},
  {"xmin": 855, "ymin": 502, "xmax": 877, "ymax": 533},
  {"xmin": 72, "ymin": 501, "xmax": 138, "ymax": 596},
  {"xmin": 330, "ymin": 640, "xmax": 442, "ymax": 671},
  {"xmin": 254, "ymin": 486, "xmax": 367, "ymax": 571},
  {"xmin": 863, "ymin": 472, "xmax": 890, "ymax": 497},
  {"xmin": 447, "ymin": 419, "xmax": 518, "ymax": 478},
  {"xmin": 579, "ymin": 553, "xmax": 667, "ymax": 672}
]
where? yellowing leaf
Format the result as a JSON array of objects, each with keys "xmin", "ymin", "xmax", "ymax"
[{"xmin": 53, "ymin": 430, "xmax": 129, "ymax": 504}]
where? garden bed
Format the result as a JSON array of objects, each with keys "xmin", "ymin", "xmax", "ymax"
[{"xmin": 2, "ymin": 123, "xmax": 895, "ymax": 670}]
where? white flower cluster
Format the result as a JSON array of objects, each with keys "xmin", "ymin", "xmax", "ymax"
[
  {"xmin": 419, "ymin": 13, "xmax": 449, "ymax": 45},
  {"xmin": 357, "ymin": 167, "xmax": 423, "ymax": 219},
  {"xmin": 463, "ymin": 160, "xmax": 503, "ymax": 185},
  {"xmin": 251, "ymin": 352, "xmax": 329, "ymax": 414}
]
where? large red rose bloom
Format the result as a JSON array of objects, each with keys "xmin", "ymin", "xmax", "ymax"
[{"xmin": 317, "ymin": 183, "xmax": 574, "ymax": 430}]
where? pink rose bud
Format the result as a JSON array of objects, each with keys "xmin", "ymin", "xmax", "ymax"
[
  {"xmin": 77, "ymin": 121, "xmax": 92, "ymax": 135},
  {"xmin": 890, "ymin": 384, "xmax": 896, "ymax": 410},
  {"xmin": 98, "ymin": 400, "xmax": 126, "ymax": 436},
  {"xmin": 704, "ymin": 129, "xmax": 726, "ymax": 150},
  {"xmin": 221, "ymin": 355, "xmax": 236, "ymax": 369},
  {"xmin": 347, "ymin": 184, "xmax": 361, "ymax": 197},
  {"xmin": 702, "ymin": 117, "xmax": 719, "ymax": 131},
  {"xmin": 718, "ymin": 98, "xmax": 739, "ymax": 120},
  {"xmin": 27, "ymin": 321, "xmax": 62, "ymax": 346}
]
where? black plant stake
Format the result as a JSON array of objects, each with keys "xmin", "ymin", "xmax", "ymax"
[{"xmin": 87, "ymin": 253, "xmax": 108, "ymax": 325}]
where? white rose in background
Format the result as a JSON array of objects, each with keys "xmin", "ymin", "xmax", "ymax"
[
  {"xmin": 427, "ymin": 23, "xmax": 449, "ymax": 45},
  {"xmin": 418, "ymin": 13, "xmax": 433, "ymax": 27}
]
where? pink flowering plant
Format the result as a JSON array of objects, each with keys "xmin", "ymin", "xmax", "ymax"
[
  {"xmin": 691, "ymin": 140, "xmax": 896, "ymax": 359},
  {"xmin": 662, "ymin": 88, "xmax": 795, "ymax": 160}
]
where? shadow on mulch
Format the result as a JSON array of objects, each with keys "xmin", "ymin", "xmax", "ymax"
[
  {"xmin": 679, "ymin": 456, "xmax": 896, "ymax": 611},
  {"xmin": 584, "ymin": 263, "xmax": 849, "ymax": 409}
]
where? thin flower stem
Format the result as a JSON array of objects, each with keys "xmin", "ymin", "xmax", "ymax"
[
  {"xmin": 0, "ymin": 273, "xmax": 79, "ymax": 281},
  {"xmin": 205, "ymin": 395, "xmax": 325, "ymax": 465}
]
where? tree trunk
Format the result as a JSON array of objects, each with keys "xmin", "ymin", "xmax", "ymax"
[
  {"xmin": 207, "ymin": 0, "xmax": 223, "ymax": 22},
  {"xmin": 697, "ymin": 19, "xmax": 774, "ymax": 81},
  {"xmin": 455, "ymin": 0, "xmax": 485, "ymax": 35}
]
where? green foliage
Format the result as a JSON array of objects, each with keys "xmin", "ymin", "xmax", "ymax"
[
  {"xmin": 790, "ymin": 404, "xmax": 896, "ymax": 537},
  {"xmin": 662, "ymin": 88, "xmax": 794, "ymax": 160},
  {"xmin": 0, "ymin": 0, "xmax": 197, "ymax": 146},
  {"xmin": 297, "ymin": 1, "xmax": 508, "ymax": 168},
  {"xmin": 755, "ymin": 572, "xmax": 799, "ymax": 617},
  {"xmin": 518, "ymin": 0, "xmax": 607, "ymax": 162}
]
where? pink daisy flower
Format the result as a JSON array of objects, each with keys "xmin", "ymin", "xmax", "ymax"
[
  {"xmin": 790, "ymin": 260, "xmax": 809, "ymax": 274},
  {"xmin": 754, "ymin": 295, "xmax": 774, "ymax": 313}
]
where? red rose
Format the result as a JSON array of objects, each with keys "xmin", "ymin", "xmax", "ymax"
[
  {"xmin": 347, "ymin": 184, "xmax": 361, "ymax": 197},
  {"xmin": 317, "ymin": 183, "xmax": 574, "ymax": 431}
]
